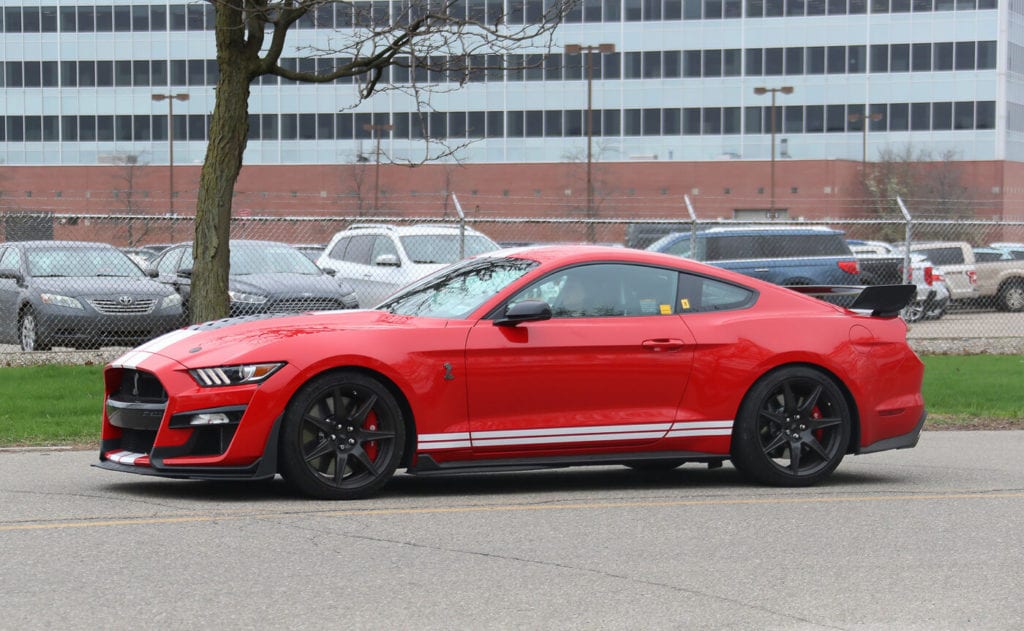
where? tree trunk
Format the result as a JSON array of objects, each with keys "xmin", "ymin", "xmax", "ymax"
[{"xmin": 190, "ymin": 39, "xmax": 252, "ymax": 323}]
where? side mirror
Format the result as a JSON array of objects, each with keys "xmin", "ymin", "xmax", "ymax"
[
  {"xmin": 321, "ymin": 267, "xmax": 337, "ymax": 277},
  {"xmin": 374, "ymin": 253, "xmax": 401, "ymax": 267},
  {"xmin": 494, "ymin": 300, "xmax": 552, "ymax": 327},
  {"xmin": 143, "ymin": 265, "xmax": 158, "ymax": 278},
  {"xmin": 0, "ymin": 268, "xmax": 23, "ymax": 283}
]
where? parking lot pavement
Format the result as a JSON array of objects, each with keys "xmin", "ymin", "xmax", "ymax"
[{"xmin": 2, "ymin": 431, "xmax": 1023, "ymax": 629}]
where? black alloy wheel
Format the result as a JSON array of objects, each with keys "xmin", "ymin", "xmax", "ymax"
[
  {"xmin": 731, "ymin": 366, "xmax": 851, "ymax": 486},
  {"xmin": 280, "ymin": 371, "xmax": 405, "ymax": 500}
]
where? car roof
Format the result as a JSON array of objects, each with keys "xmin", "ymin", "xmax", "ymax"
[
  {"xmin": 660, "ymin": 225, "xmax": 845, "ymax": 239},
  {"xmin": 4, "ymin": 240, "xmax": 118, "ymax": 250},
  {"xmin": 334, "ymin": 223, "xmax": 489, "ymax": 236}
]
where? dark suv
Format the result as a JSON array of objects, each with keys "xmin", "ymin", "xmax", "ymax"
[{"xmin": 646, "ymin": 226, "xmax": 861, "ymax": 287}]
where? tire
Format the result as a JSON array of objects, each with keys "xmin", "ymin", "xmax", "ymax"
[
  {"xmin": 19, "ymin": 310, "xmax": 51, "ymax": 352},
  {"xmin": 924, "ymin": 299, "xmax": 947, "ymax": 320},
  {"xmin": 730, "ymin": 366, "xmax": 851, "ymax": 487},
  {"xmin": 279, "ymin": 371, "xmax": 405, "ymax": 500},
  {"xmin": 997, "ymin": 280, "xmax": 1024, "ymax": 312},
  {"xmin": 902, "ymin": 301, "xmax": 925, "ymax": 323}
]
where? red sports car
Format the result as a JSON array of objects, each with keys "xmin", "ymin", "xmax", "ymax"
[{"xmin": 96, "ymin": 246, "xmax": 926, "ymax": 499}]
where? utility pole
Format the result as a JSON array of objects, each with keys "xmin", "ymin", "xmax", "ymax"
[
  {"xmin": 566, "ymin": 43, "xmax": 615, "ymax": 242},
  {"xmin": 753, "ymin": 86, "xmax": 793, "ymax": 218},
  {"xmin": 151, "ymin": 93, "xmax": 190, "ymax": 216}
]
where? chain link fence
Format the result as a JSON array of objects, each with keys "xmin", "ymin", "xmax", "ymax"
[{"xmin": 2, "ymin": 204, "xmax": 1023, "ymax": 361}]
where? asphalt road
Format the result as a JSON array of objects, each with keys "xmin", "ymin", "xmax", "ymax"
[{"xmin": 2, "ymin": 432, "xmax": 1023, "ymax": 630}]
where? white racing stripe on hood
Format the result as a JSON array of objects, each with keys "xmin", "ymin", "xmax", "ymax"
[{"xmin": 110, "ymin": 328, "xmax": 200, "ymax": 368}]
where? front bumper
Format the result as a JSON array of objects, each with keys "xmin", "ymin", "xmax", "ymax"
[
  {"xmin": 96, "ymin": 353, "xmax": 295, "ymax": 481},
  {"xmin": 38, "ymin": 309, "xmax": 183, "ymax": 346}
]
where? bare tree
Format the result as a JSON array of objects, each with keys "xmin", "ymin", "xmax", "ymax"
[
  {"xmin": 110, "ymin": 154, "xmax": 157, "ymax": 246},
  {"xmin": 561, "ymin": 140, "xmax": 618, "ymax": 237},
  {"xmin": 859, "ymin": 146, "xmax": 974, "ymax": 242},
  {"xmin": 190, "ymin": 0, "xmax": 571, "ymax": 323}
]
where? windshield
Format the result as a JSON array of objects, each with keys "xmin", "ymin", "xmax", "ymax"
[
  {"xmin": 231, "ymin": 244, "xmax": 323, "ymax": 276},
  {"xmin": 27, "ymin": 247, "xmax": 145, "ymax": 278},
  {"xmin": 380, "ymin": 257, "xmax": 537, "ymax": 318},
  {"xmin": 399, "ymin": 234, "xmax": 500, "ymax": 264}
]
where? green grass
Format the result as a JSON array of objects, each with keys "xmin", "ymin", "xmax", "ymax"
[
  {"xmin": 0, "ymin": 356, "xmax": 1021, "ymax": 447},
  {"xmin": 0, "ymin": 365, "xmax": 106, "ymax": 446},
  {"xmin": 920, "ymin": 355, "xmax": 1024, "ymax": 425}
]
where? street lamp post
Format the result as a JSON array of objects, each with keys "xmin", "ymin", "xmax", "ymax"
[
  {"xmin": 363, "ymin": 123, "xmax": 394, "ymax": 211},
  {"xmin": 753, "ymin": 86, "xmax": 793, "ymax": 218},
  {"xmin": 566, "ymin": 43, "xmax": 615, "ymax": 242},
  {"xmin": 151, "ymin": 93, "xmax": 190, "ymax": 216},
  {"xmin": 848, "ymin": 112, "xmax": 884, "ymax": 166}
]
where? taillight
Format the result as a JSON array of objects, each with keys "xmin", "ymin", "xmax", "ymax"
[
  {"xmin": 968, "ymin": 270, "xmax": 977, "ymax": 285},
  {"xmin": 924, "ymin": 266, "xmax": 934, "ymax": 286},
  {"xmin": 838, "ymin": 260, "xmax": 860, "ymax": 275}
]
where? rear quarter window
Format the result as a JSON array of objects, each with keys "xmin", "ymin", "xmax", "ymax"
[{"xmin": 918, "ymin": 247, "xmax": 964, "ymax": 265}]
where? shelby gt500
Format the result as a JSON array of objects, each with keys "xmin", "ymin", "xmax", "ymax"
[{"xmin": 96, "ymin": 245, "xmax": 926, "ymax": 499}]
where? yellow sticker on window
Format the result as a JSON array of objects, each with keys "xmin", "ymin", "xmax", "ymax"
[
  {"xmin": 660, "ymin": 304, "xmax": 672, "ymax": 315},
  {"xmin": 680, "ymin": 298, "xmax": 691, "ymax": 310}
]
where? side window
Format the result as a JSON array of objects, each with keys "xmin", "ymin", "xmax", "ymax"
[
  {"xmin": 343, "ymin": 235, "xmax": 375, "ymax": 265},
  {"xmin": 156, "ymin": 247, "xmax": 184, "ymax": 275},
  {"xmin": 509, "ymin": 263, "xmax": 677, "ymax": 318},
  {"xmin": 919, "ymin": 247, "xmax": 964, "ymax": 266},
  {"xmin": 677, "ymin": 272, "xmax": 756, "ymax": 313},
  {"xmin": 370, "ymin": 236, "xmax": 400, "ymax": 263},
  {"xmin": 662, "ymin": 236, "xmax": 692, "ymax": 257},
  {"xmin": 0, "ymin": 247, "xmax": 20, "ymax": 270},
  {"xmin": 327, "ymin": 236, "xmax": 349, "ymax": 260}
]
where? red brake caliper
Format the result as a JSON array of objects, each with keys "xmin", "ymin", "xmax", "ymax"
[{"xmin": 364, "ymin": 411, "xmax": 379, "ymax": 461}]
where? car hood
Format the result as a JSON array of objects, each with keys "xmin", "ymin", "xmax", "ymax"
[
  {"xmin": 33, "ymin": 276, "xmax": 176, "ymax": 297},
  {"xmin": 230, "ymin": 273, "xmax": 352, "ymax": 297},
  {"xmin": 112, "ymin": 309, "xmax": 423, "ymax": 369}
]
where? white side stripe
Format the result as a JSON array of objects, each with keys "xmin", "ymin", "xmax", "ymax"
[
  {"xmin": 471, "ymin": 423, "xmax": 673, "ymax": 440},
  {"xmin": 416, "ymin": 421, "xmax": 734, "ymax": 451}
]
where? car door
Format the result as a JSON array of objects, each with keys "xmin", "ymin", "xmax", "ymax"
[{"xmin": 464, "ymin": 263, "xmax": 695, "ymax": 454}]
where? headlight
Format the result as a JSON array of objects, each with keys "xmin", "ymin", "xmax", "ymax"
[
  {"xmin": 40, "ymin": 293, "xmax": 84, "ymax": 309},
  {"xmin": 228, "ymin": 290, "xmax": 268, "ymax": 304},
  {"xmin": 161, "ymin": 293, "xmax": 183, "ymax": 309},
  {"xmin": 189, "ymin": 363, "xmax": 285, "ymax": 387}
]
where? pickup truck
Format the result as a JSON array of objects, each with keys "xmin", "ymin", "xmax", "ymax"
[
  {"xmin": 973, "ymin": 247, "xmax": 1024, "ymax": 311},
  {"xmin": 909, "ymin": 242, "xmax": 1024, "ymax": 312}
]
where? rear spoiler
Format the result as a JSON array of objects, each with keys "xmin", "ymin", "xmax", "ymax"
[{"xmin": 786, "ymin": 284, "xmax": 917, "ymax": 318}]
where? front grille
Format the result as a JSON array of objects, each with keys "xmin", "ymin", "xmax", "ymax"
[
  {"xmin": 116, "ymin": 369, "xmax": 168, "ymax": 403},
  {"xmin": 89, "ymin": 297, "xmax": 157, "ymax": 315},
  {"xmin": 267, "ymin": 298, "xmax": 345, "ymax": 313}
]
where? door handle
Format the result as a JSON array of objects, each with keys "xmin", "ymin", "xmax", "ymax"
[{"xmin": 642, "ymin": 338, "xmax": 686, "ymax": 352}]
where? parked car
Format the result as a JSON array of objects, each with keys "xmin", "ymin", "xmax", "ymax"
[
  {"xmin": 0, "ymin": 241, "xmax": 183, "ymax": 351},
  {"xmin": 96, "ymin": 245, "xmax": 925, "ymax": 499},
  {"xmin": 970, "ymin": 246, "xmax": 1024, "ymax": 311},
  {"xmin": 646, "ymin": 226, "xmax": 862, "ymax": 292},
  {"xmin": 146, "ymin": 240, "xmax": 359, "ymax": 318},
  {"xmin": 317, "ymin": 223, "xmax": 502, "ymax": 306},
  {"xmin": 906, "ymin": 241, "xmax": 979, "ymax": 303}
]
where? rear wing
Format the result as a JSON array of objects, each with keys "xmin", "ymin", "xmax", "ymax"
[{"xmin": 787, "ymin": 284, "xmax": 917, "ymax": 318}]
